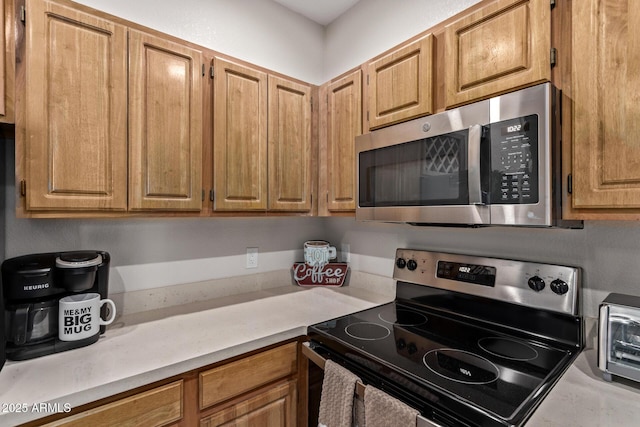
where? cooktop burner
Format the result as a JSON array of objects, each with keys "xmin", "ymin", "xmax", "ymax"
[
  {"xmin": 345, "ymin": 322, "xmax": 390, "ymax": 341},
  {"xmin": 378, "ymin": 309, "xmax": 428, "ymax": 326},
  {"xmin": 479, "ymin": 337, "xmax": 539, "ymax": 361},
  {"xmin": 423, "ymin": 348, "xmax": 500, "ymax": 384}
]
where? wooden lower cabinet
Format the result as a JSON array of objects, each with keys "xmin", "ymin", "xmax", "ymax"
[
  {"xmin": 40, "ymin": 381, "xmax": 183, "ymax": 427},
  {"xmin": 21, "ymin": 341, "xmax": 301, "ymax": 427},
  {"xmin": 200, "ymin": 380, "xmax": 297, "ymax": 427}
]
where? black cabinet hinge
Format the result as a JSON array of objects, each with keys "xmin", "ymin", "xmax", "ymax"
[
  {"xmin": 567, "ymin": 174, "xmax": 573, "ymax": 194},
  {"xmin": 550, "ymin": 48, "xmax": 557, "ymax": 68},
  {"xmin": 202, "ymin": 189, "xmax": 205, "ymax": 202},
  {"xmin": 210, "ymin": 66, "xmax": 214, "ymax": 78},
  {"xmin": 20, "ymin": 6, "xmax": 26, "ymax": 24},
  {"xmin": 209, "ymin": 190, "xmax": 214, "ymax": 202},
  {"xmin": 550, "ymin": 0, "xmax": 556, "ymax": 9},
  {"xmin": 20, "ymin": 180, "xmax": 26, "ymax": 197}
]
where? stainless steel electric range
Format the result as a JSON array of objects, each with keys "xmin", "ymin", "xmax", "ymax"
[{"xmin": 306, "ymin": 249, "xmax": 583, "ymax": 427}]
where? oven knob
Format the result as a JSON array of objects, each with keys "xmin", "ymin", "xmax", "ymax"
[
  {"xmin": 408, "ymin": 343, "xmax": 418, "ymax": 355},
  {"xmin": 396, "ymin": 258, "xmax": 407, "ymax": 269},
  {"xmin": 397, "ymin": 338, "xmax": 406, "ymax": 350},
  {"xmin": 528, "ymin": 276, "xmax": 545, "ymax": 292},
  {"xmin": 550, "ymin": 279, "xmax": 569, "ymax": 295},
  {"xmin": 406, "ymin": 260, "xmax": 418, "ymax": 271}
]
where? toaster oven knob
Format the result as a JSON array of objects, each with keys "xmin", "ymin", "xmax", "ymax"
[
  {"xmin": 396, "ymin": 258, "xmax": 407, "ymax": 269},
  {"xmin": 406, "ymin": 259, "xmax": 418, "ymax": 271},
  {"xmin": 528, "ymin": 276, "xmax": 545, "ymax": 292},
  {"xmin": 550, "ymin": 279, "xmax": 569, "ymax": 295}
]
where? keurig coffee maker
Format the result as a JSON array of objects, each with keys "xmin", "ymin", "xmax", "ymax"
[{"xmin": 1, "ymin": 251, "xmax": 111, "ymax": 360}]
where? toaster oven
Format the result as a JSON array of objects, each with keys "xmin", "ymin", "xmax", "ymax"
[{"xmin": 598, "ymin": 293, "xmax": 640, "ymax": 383}]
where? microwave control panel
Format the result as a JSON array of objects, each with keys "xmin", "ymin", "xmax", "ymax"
[{"xmin": 489, "ymin": 114, "xmax": 539, "ymax": 204}]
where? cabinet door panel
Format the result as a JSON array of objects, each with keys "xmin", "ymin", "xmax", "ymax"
[
  {"xmin": 25, "ymin": 0, "xmax": 127, "ymax": 211},
  {"xmin": 366, "ymin": 35, "xmax": 433, "ymax": 129},
  {"xmin": 129, "ymin": 29, "xmax": 203, "ymax": 211},
  {"xmin": 213, "ymin": 58, "xmax": 267, "ymax": 211},
  {"xmin": 572, "ymin": 0, "xmax": 640, "ymax": 208},
  {"xmin": 324, "ymin": 71, "xmax": 361, "ymax": 213},
  {"xmin": 200, "ymin": 381, "xmax": 296, "ymax": 427},
  {"xmin": 0, "ymin": 0, "xmax": 14, "ymax": 123},
  {"xmin": 444, "ymin": 0, "xmax": 550, "ymax": 108},
  {"xmin": 268, "ymin": 76, "xmax": 312, "ymax": 211}
]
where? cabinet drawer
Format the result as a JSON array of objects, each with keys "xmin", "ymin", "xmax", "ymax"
[
  {"xmin": 42, "ymin": 381, "xmax": 183, "ymax": 427},
  {"xmin": 199, "ymin": 342, "xmax": 297, "ymax": 410}
]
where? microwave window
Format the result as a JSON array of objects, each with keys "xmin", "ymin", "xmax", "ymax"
[{"xmin": 359, "ymin": 130, "xmax": 469, "ymax": 207}]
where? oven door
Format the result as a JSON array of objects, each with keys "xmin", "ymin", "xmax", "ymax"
[
  {"xmin": 356, "ymin": 120, "xmax": 491, "ymax": 225},
  {"xmin": 302, "ymin": 342, "xmax": 446, "ymax": 427}
]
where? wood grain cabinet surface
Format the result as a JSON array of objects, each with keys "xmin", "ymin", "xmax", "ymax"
[
  {"xmin": 364, "ymin": 35, "xmax": 434, "ymax": 130},
  {"xmin": 212, "ymin": 57, "xmax": 313, "ymax": 213},
  {"xmin": 22, "ymin": 0, "xmax": 204, "ymax": 214},
  {"xmin": 0, "ymin": 0, "xmax": 14, "ymax": 124},
  {"xmin": 569, "ymin": 0, "xmax": 640, "ymax": 212},
  {"xmin": 319, "ymin": 70, "xmax": 362, "ymax": 215},
  {"xmin": 128, "ymin": 29, "xmax": 203, "ymax": 212},
  {"xmin": 444, "ymin": 0, "xmax": 551, "ymax": 108},
  {"xmin": 40, "ymin": 381, "xmax": 183, "ymax": 427},
  {"xmin": 24, "ymin": 0, "xmax": 129, "ymax": 211}
]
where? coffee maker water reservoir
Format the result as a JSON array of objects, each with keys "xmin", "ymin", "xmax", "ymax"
[{"xmin": 1, "ymin": 251, "xmax": 111, "ymax": 360}]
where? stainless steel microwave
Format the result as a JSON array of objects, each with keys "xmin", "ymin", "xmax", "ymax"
[{"xmin": 356, "ymin": 83, "xmax": 581, "ymax": 227}]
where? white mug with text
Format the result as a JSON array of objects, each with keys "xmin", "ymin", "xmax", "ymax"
[
  {"xmin": 304, "ymin": 241, "xmax": 337, "ymax": 268},
  {"xmin": 58, "ymin": 293, "xmax": 116, "ymax": 341}
]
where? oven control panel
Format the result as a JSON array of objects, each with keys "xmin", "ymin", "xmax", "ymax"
[{"xmin": 393, "ymin": 249, "xmax": 580, "ymax": 316}]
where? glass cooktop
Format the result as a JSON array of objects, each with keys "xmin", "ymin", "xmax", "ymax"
[{"xmin": 308, "ymin": 301, "xmax": 574, "ymax": 422}]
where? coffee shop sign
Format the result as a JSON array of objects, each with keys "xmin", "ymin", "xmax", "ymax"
[{"xmin": 292, "ymin": 262, "xmax": 349, "ymax": 287}]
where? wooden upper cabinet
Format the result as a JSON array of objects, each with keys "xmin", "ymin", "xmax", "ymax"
[
  {"xmin": 570, "ymin": 0, "xmax": 640, "ymax": 210},
  {"xmin": 320, "ymin": 70, "xmax": 362, "ymax": 214},
  {"xmin": 128, "ymin": 29, "xmax": 203, "ymax": 211},
  {"xmin": 365, "ymin": 35, "xmax": 433, "ymax": 130},
  {"xmin": 212, "ymin": 57, "xmax": 268, "ymax": 211},
  {"xmin": 0, "ymin": 0, "xmax": 14, "ymax": 124},
  {"xmin": 444, "ymin": 0, "xmax": 551, "ymax": 108},
  {"xmin": 25, "ymin": 0, "xmax": 128, "ymax": 211},
  {"xmin": 267, "ymin": 75, "xmax": 312, "ymax": 212}
]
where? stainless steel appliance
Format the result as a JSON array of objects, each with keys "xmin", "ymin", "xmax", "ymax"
[
  {"xmin": 598, "ymin": 293, "xmax": 640, "ymax": 383},
  {"xmin": 356, "ymin": 83, "xmax": 581, "ymax": 227},
  {"xmin": 306, "ymin": 249, "xmax": 583, "ymax": 427},
  {"xmin": 1, "ymin": 251, "xmax": 111, "ymax": 360}
]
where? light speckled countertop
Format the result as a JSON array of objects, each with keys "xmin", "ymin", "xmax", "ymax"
[
  {"xmin": 527, "ymin": 318, "xmax": 640, "ymax": 426},
  {"xmin": 2, "ymin": 283, "xmax": 640, "ymax": 427},
  {"xmin": 0, "ymin": 285, "xmax": 392, "ymax": 426}
]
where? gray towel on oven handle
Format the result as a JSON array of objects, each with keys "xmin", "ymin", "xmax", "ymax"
[
  {"xmin": 318, "ymin": 359, "xmax": 361, "ymax": 427},
  {"xmin": 363, "ymin": 385, "xmax": 419, "ymax": 427}
]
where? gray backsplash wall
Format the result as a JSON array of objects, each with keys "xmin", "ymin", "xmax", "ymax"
[{"xmin": 325, "ymin": 217, "xmax": 640, "ymax": 318}]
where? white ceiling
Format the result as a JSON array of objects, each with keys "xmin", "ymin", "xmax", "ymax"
[{"xmin": 272, "ymin": 0, "xmax": 360, "ymax": 25}]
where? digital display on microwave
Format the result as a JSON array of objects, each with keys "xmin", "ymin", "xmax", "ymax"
[{"xmin": 500, "ymin": 121, "xmax": 530, "ymax": 135}]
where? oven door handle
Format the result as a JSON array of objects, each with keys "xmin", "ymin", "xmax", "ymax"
[
  {"xmin": 302, "ymin": 342, "xmax": 445, "ymax": 427},
  {"xmin": 468, "ymin": 124, "xmax": 484, "ymax": 205}
]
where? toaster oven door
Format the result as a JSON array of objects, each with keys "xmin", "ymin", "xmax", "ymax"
[{"xmin": 601, "ymin": 305, "xmax": 640, "ymax": 380}]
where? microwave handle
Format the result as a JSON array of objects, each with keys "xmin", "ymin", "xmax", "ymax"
[
  {"xmin": 598, "ymin": 304, "xmax": 609, "ymax": 371},
  {"xmin": 468, "ymin": 124, "xmax": 483, "ymax": 205}
]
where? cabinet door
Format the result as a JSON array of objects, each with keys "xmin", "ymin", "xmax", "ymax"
[
  {"xmin": 200, "ymin": 380, "xmax": 297, "ymax": 427},
  {"xmin": 365, "ymin": 35, "xmax": 433, "ymax": 130},
  {"xmin": 320, "ymin": 70, "xmax": 362, "ymax": 214},
  {"xmin": 129, "ymin": 29, "xmax": 203, "ymax": 211},
  {"xmin": 268, "ymin": 75, "xmax": 312, "ymax": 212},
  {"xmin": 444, "ymin": 0, "xmax": 551, "ymax": 108},
  {"xmin": 25, "ymin": 0, "xmax": 127, "ymax": 211},
  {"xmin": 0, "ymin": 0, "xmax": 14, "ymax": 124},
  {"xmin": 571, "ymin": 0, "xmax": 640, "ymax": 209},
  {"xmin": 213, "ymin": 57, "xmax": 268, "ymax": 211}
]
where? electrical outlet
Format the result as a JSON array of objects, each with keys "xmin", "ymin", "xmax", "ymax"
[
  {"xmin": 246, "ymin": 247, "xmax": 258, "ymax": 268},
  {"xmin": 341, "ymin": 243, "xmax": 351, "ymax": 263}
]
